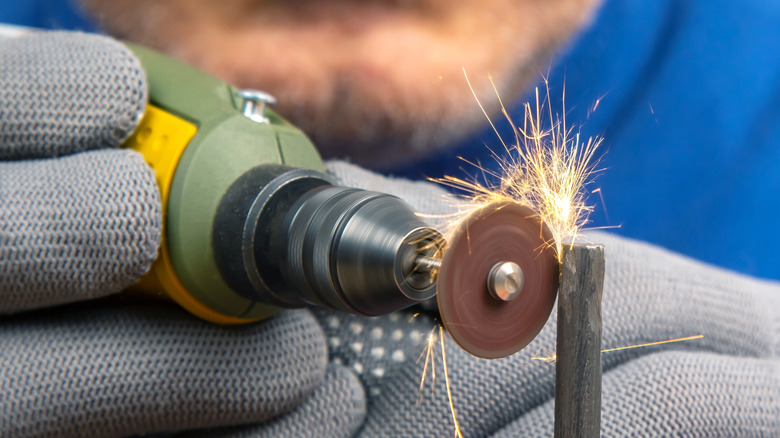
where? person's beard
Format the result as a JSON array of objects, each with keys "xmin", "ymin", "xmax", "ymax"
[{"xmin": 79, "ymin": 0, "xmax": 601, "ymax": 168}]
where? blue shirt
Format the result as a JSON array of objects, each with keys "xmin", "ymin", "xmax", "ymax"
[
  {"xmin": 390, "ymin": 0, "xmax": 780, "ymax": 281},
  {"xmin": 3, "ymin": 0, "xmax": 780, "ymax": 280},
  {"xmin": 0, "ymin": 0, "xmax": 95, "ymax": 31}
]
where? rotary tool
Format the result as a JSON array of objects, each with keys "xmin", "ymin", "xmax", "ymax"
[
  {"xmin": 123, "ymin": 44, "xmax": 443, "ymax": 323},
  {"xmin": 123, "ymin": 44, "xmax": 559, "ymax": 360}
]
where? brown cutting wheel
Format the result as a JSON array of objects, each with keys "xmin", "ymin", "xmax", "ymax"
[{"xmin": 437, "ymin": 201, "xmax": 558, "ymax": 359}]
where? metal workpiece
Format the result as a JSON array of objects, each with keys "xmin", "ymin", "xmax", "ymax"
[
  {"xmin": 437, "ymin": 201, "xmax": 559, "ymax": 359},
  {"xmin": 213, "ymin": 165, "xmax": 445, "ymax": 317},
  {"xmin": 555, "ymin": 243, "xmax": 605, "ymax": 438}
]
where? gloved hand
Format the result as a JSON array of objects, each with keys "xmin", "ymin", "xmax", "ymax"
[
  {"xmin": 3, "ymin": 30, "xmax": 779, "ymax": 438},
  {"xmin": 0, "ymin": 32, "xmax": 364, "ymax": 438}
]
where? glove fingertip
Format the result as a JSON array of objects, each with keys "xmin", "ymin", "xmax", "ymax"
[
  {"xmin": 185, "ymin": 363, "xmax": 366, "ymax": 438},
  {"xmin": 0, "ymin": 31, "xmax": 148, "ymax": 159},
  {"xmin": 263, "ymin": 363, "xmax": 367, "ymax": 438}
]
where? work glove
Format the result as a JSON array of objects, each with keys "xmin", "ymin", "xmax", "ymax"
[
  {"xmin": 1, "ymin": 32, "xmax": 364, "ymax": 438},
  {"xmin": 3, "ymin": 30, "xmax": 779, "ymax": 438}
]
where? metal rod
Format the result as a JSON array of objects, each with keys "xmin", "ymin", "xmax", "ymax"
[
  {"xmin": 554, "ymin": 244, "xmax": 605, "ymax": 438},
  {"xmin": 414, "ymin": 255, "xmax": 442, "ymax": 272}
]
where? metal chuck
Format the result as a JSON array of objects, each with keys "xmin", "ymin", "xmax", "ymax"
[{"xmin": 213, "ymin": 165, "xmax": 445, "ymax": 316}]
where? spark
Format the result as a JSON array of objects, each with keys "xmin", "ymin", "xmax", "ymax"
[
  {"xmin": 531, "ymin": 335, "xmax": 704, "ymax": 363},
  {"xmin": 417, "ymin": 327, "xmax": 438, "ymax": 405},
  {"xmin": 600, "ymin": 334, "xmax": 704, "ymax": 353},
  {"xmin": 531, "ymin": 350, "xmax": 558, "ymax": 364},
  {"xmin": 589, "ymin": 98, "xmax": 601, "ymax": 117},
  {"xmin": 591, "ymin": 187, "xmax": 611, "ymax": 225},
  {"xmin": 435, "ymin": 71, "xmax": 603, "ymax": 260},
  {"xmin": 440, "ymin": 325, "xmax": 463, "ymax": 438},
  {"xmin": 416, "ymin": 325, "xmax": 463, "ymax": 438},
  {"xmin": 417, "ymin": 73, "xmax": 604, "ymax": 437}
]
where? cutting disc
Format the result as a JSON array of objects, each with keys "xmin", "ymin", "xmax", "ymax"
[{"xmin": 437, "ymin": 201, "xmax": 558, "ymax": 359}]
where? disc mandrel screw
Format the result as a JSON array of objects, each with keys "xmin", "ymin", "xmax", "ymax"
[{"xmin": 487, "ymin": 261, "xmax": 524, "ymax": 302}]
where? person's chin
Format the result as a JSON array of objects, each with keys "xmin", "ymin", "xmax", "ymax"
[{"xmin": 79, "ymin": 0, "xmax": 602, "ymax": 164}]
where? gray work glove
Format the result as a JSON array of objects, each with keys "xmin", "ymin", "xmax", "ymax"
[{"xmin": 0, "ymin": 32, "xmax": 364, "ymax": 438}]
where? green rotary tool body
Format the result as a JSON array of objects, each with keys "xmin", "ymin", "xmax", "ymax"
[{"xmin": 124, "ymin": 45, "xmax": 444, "ymax": 324}]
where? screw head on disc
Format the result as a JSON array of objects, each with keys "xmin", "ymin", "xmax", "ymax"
[{"xmin": 437, "ymin": 202, "xmax": 558, "ymax": 359}]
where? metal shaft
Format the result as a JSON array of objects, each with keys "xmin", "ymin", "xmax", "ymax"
[{"xmin": 555, "ymin": 244, "xmax": 604, "ymax": 438}]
